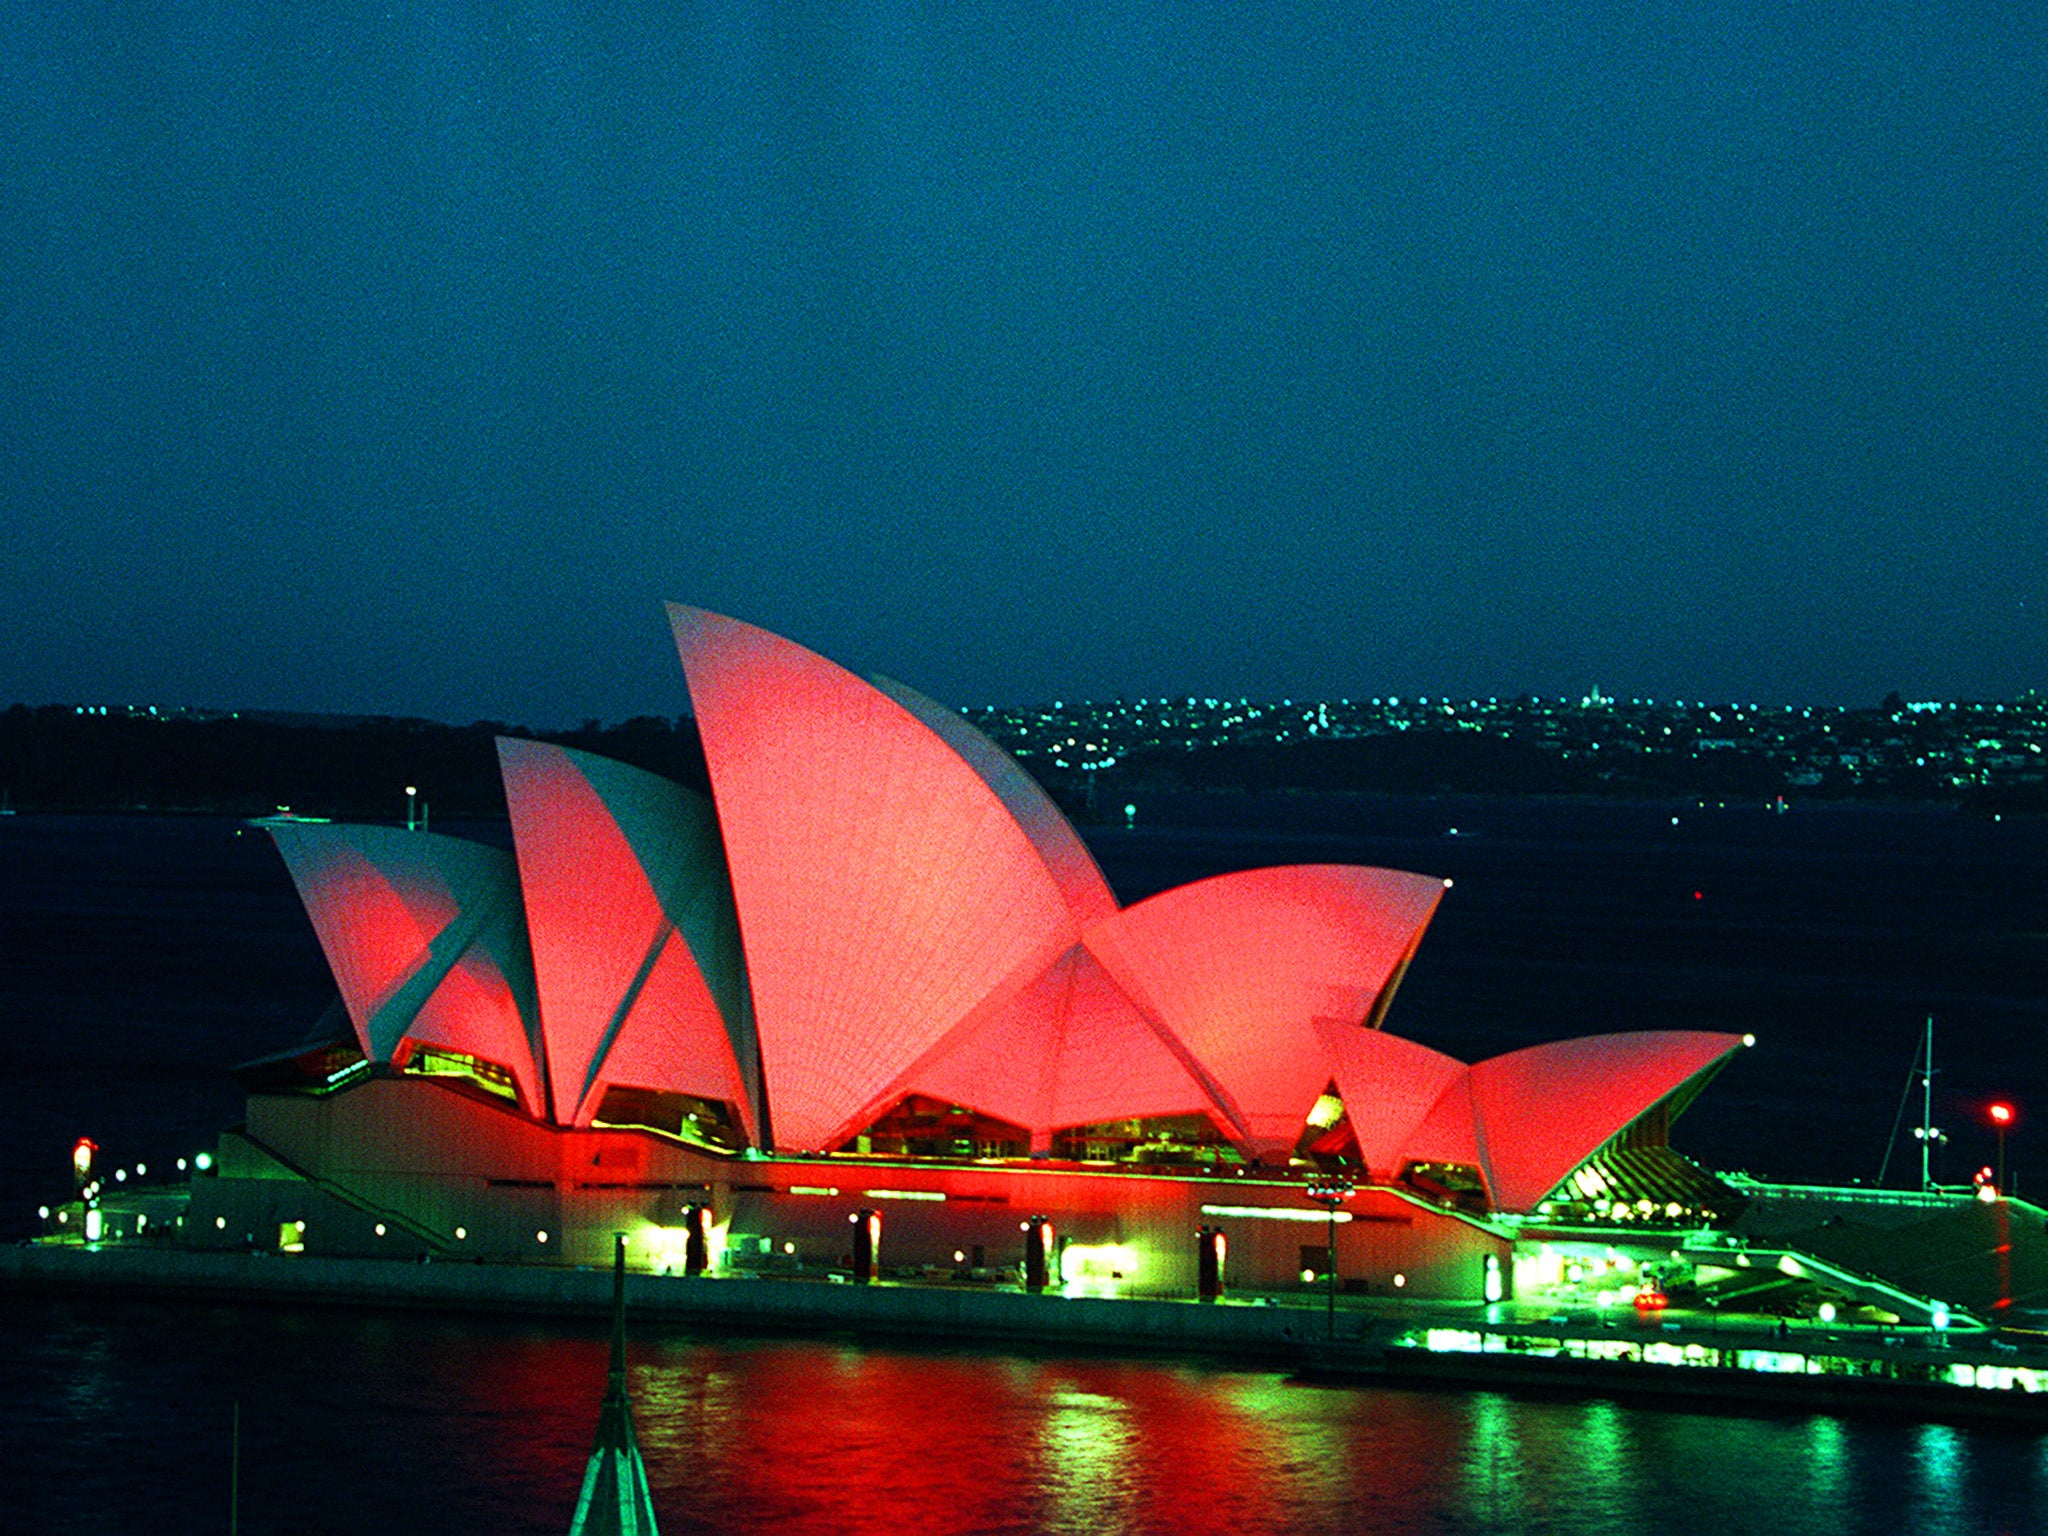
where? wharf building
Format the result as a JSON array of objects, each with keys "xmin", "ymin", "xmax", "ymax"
[{"xmin": 107, "ymin": 606, "xmax": 1760, "ymax": 1306}]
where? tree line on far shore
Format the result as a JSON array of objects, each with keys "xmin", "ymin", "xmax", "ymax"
[{"xmin": 1, "ymin": 702, "xmax": 2040, "ymax": 821}]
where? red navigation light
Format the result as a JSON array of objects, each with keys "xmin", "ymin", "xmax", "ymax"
[
  {"xmin": 1632, "ymin": 1289, "xmax": 1670, "ymax": 1313},
  {"xmin": 71, "ymin": 1138, "xmax": 97, "ymax": 1179},
  {"xmin": 1989, "ymin": 1102, "xmax": 2017, "ymax": 1128}
]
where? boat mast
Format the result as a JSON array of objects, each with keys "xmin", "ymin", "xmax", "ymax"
[{"xmin": 568, "ymin": 1233, "xmax": 660, "ymax": 1534}]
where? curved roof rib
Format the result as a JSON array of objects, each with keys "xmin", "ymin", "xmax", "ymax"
[
  {"xmin": 1084, "ymin": 865, "xmax": 1450, "ymax": 1161},
  {"xmin": 266, "ymin": 823, "xmax": 546, "ymax": 1116},
  {"xmin": 498, "ymin": 739, "xmax": 759, "ymax": 1138},
  {"xmin": 668, "ymin": 605, "xmax": 1082, "ymax": 1152},
  {"xmin": 1468, "ymin": 1030, "xmax": 1746, "ymax": 1212},
  {"xmin": 871, "ymin": 677, "xmax": 1119, "ymax": 928}
]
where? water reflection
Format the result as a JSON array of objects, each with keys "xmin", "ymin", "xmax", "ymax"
[
  {"xmin": 1912, "ymin": 1422, "xmax": 1969, "ymax": 1534},
  {"xmin": 1573, "ymin": 1399, "xmax": 1637, "ymax": 1529},
  {"xmin": 1458, "ymin": 1391, "xmax": 1524, "ymax": 1527},
  {"xmin": 1805, "ymin": 1414, "xmax": 1848, "ymax": 1508},
  {"xmin": 9, "ymin": 1301, "xmax": 2048, "ymax": 1535},
  {"xmin": 1039, "ymin": 1384, "xmax": 1136, "ymax": 1534}
]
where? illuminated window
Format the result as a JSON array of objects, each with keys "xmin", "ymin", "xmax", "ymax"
[
  {"xmin": 841, "ymin": 1096, "xmax": 1029, "ymax": 1160},
  {"xmin": 1051, "ymin": 1113, "xmax": 1242, "ymax": 1167},
  {"xmin": 591, "ymin": 1085, "xmax": 744, "ymax": 1153},
  {"xmin": 400, "ymin": 1045, "xmax": 520, "ymax": 1103}
]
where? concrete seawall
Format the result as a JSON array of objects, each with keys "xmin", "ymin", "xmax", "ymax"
[
  {"xmin": 14, "ymin": 1242, "xmax": 2048, "ymax": 1426},
  {"xmin": 0, "ymin": 1243, "xmax": 1315, "ymax": 1357}
]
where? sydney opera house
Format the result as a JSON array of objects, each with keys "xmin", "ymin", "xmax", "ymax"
[{"xmin": 171, "ymin": 607, "xmax": 1748, "ymax": 1300}]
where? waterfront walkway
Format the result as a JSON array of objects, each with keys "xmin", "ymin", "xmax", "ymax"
[{"xmin": 9, "ymin": 1240, "xmax": 2048, "ymax": 1424}]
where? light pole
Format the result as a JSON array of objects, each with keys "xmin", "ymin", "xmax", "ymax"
[
  {"xmin": 405, "ymin": 785, "xmax": 418, "ymax": 832},
  {"xmin": 1989, "ymin": 1102, "xmax": 2017, "ymax": 1195},
  {"xmin": 1306, "ymin": 1176, "xmax": 1354, "ymax": 1340}
]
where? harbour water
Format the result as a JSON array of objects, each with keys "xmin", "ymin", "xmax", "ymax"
[{"xmin": 3, "ymin": 801, "xmax": 2046, "ymax": 1533}]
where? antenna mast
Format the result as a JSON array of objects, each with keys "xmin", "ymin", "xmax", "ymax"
[{"xmin": 1914, "ymin": 1015, "xmax": 1945, "ymax": 1193}]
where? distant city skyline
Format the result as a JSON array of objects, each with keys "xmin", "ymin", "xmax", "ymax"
[
  {"xmin": 17, "ymin": 677, "xmax": 2048, "ymax": 729},
  {"xmin": 5, "ymin": 5, "xmax": 2044, "ymax": 727},
  {"xmin": 14, "ymin": 687, "xmax": 2044, "ymax": 817}
]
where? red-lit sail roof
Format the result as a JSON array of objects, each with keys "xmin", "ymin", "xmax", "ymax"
[
  {"xmin": 872, "ymin": 677, "xmax": 1120, "ymax": 928},
  {"xmin": 1467, "ymin": 1030, "xmax": 1745, "ymax": 1212},
  {"xmin": 499, "ymin": 739, "xmax": 760, "ymax": 1138},
  {"xmin": 669, "ymin": 605, "xmax": 1083, "ymax": 1152},
  {"xmin": 264, "ymin": 607, "xmax": 1745, "ymax": 1212},
  {"xmin": 1385, "ymin": 1029, "xmax": 1748, "ymax": 1212},
  {"xmin": 1084, "ymin": 866, "xmax": 1450, "ymax": 1160},
  {"xmin": 1315, "ymin": 1020, "xmax": 1468, "ymax": 1177},
  {"xmin": 855, "ymin": 943, "xmax": 1221, "ymax": 1151},
  {"xmin": 266, "ymin": 823, "xmax": 546, "ymax": 1116}
]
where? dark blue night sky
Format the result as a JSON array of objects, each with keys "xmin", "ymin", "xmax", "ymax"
[{"xmin": 4, "ymin": 4, "xmax": 2044, "ymax": 726}]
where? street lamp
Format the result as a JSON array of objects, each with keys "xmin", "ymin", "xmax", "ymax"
[
  {"xmin": 1305, "ymin": 1176, "xmax": 1355, "ymax": 1340},
  {"xmin": 1988, "ymin": 1101, "xmax": 2018, "ymax": 1195},
  {"xmin": 405, "ymin": 786, "xmax": 418, "ymax": 832}
]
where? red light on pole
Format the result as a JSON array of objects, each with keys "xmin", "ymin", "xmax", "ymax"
[{"xmin": 1988, "ymin": 1102, "xmax": 2018, "ymax": 1196}]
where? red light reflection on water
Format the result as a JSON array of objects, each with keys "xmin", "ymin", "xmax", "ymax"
[
  {"xmin": 15, "ymin": 1300, "xmax": 2048, "ymax": 1536},
  {"xmin": 609, "ymin": 1340, "xmax": 1480, "ymax": 1536}
]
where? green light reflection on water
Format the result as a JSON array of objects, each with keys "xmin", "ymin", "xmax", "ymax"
[
  {"xmin": 1458, "ymin": 1391, "xmax": 1527, "ymax": 1528},
  {"xmin": 1215, "ymin": 1373, "xmax": 1351, "ymax": 1528},
  {"xmin": 1910, "ymin": 1421, "xmax": 1970, "ymax": 1534},
  {"xmin": 1037, "ymin": 1384, "xmax": 1138, "ymax": 1536},
  {"xmin": 1803, "ymin": 1414, "xmax": 1847, "ymax": 1508}
]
